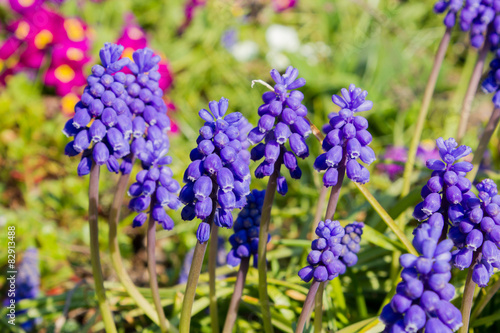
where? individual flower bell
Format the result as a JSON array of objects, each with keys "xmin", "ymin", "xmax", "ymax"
[
  {"xmin": 450, "ymin": 179, "xmax": 500, "ymax": 287},
  {"xmin": 433, "ymin": 1, "xmax": 465, "ymax": 29},
  {"xmin": 180, "ymin": 97, "xmax": 251, "ymax": 242},
  {"xmin": 227, "ymin": 190, "xmax": 270, "ymax": 268},
  {"xmin": 413, "ymin": 137, "xmax": 473, "ymax": 226},
  {"xmin": 298, "ymin": 220, "xmax": 364, "ymax": 283},
  {"xmin": 315, "ymin": 84, "xmax": 375, "ymax": 186},
  {"xmin": 249, "ymin": 66, "xmax": 310, "ymax": 195},
  {"xmin": 63, "ymin": 43, "xmax": 131, "ymax": 176},
  {"xmin": 381, "ymin": 222, "xmax": 462, "ymax": 332}
]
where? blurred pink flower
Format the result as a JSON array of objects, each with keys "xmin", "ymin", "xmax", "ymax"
[
  {"xmin": 272, "ymin": 0, "xmax": 297, "ymax": 12},
  {"xmin": 376, "ymin": 146, "xmax": 407, "ymax": 181},
  {"xmin": 8, "ymin": 0, "xmax": 44, "ymax": 14}
]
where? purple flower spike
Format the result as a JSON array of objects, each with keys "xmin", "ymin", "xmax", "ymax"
[
  {"xmin": 382, "ymin": 219, "xmax": 462, "ymax": 332},
  {"xmin": 227, "ymin": 190, "xmax": 269, "ymax": 268},
  {"xmin": 449, "ymin": 178, "xmax": 500, "ymax": 287},
  {"xmin": 299, "ymin": 220, "xmax": 363, "ymax": 283},
  {"xmin": 249, "ymin": 66, "xmax": 310, "ymax": 193},
  {"xmin": 180, "ymin": 98, "xmax": 251, "ymax": 238},
  {"xmin": 317, "ymin": 84, "xmax": 374, "ymax": 187}
]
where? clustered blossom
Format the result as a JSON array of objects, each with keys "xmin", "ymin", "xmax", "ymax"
[
  {"xmin": 0, "ymin": 0, "xmax": 92, "ymax": 95},
  {"xmin": 434, "ymin": 1, "xmax": 500, "ymax": 49},
  {"xmin": 481, "ymin": 52, "xmax": 500, "ymax": 107},
  {"xmin": 381, "ymin": 222, "xmax": 462, "ymax": 333},
  {"xmin": 227, "ymin": 190, "xmax": 270, "ymax": 268},
  {"xmin": 63, "ymin": 43, "xmax": 132, "ymax": 176},
  {"xmin": 314, "ymin": 84, "xmax": 375, "ymax": 187},
  {"xmin": 298, "ymin": 220, "xmax": 364, "ymax": 282},
  {"xmin": 249, "ymin": 66, "xmax": 309, "ymax": 196},
  {"xmin": 122, "ymin": 47, "xmax": 180, "ymax": 230},
  {"xmin": 179, "ymin": 98, "xmax": 251, "ymax": 243},
  {"xmin": 413, "ymin": 138, "xmax": 474, "ymax": 224},
  {"xmin": 450, "ymin": 179, "xmax": 500, "ymax": 287}
]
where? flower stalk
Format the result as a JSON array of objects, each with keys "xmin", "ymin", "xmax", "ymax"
[
  {"xmin": 314, "ymin": 282, "xmax": 326, "ymax": 333},
  {"xmin": 147, "ymin": 197, "xmax": 169, "ymax": 332},
  {"xmin": 108, "ymin": 172, "xmax": 161, "ymax": 325},
  {"xmin": 295, "ymin": 280, "xmax": 320, "ymax": 333},
  {"xmin": 89, "ymin": 163, "xmax": 117, "ymax": 333},
  {"xmin": 179, "ymin": 190, "xmax": 218, "ymax": 333},
  {"xmin": 457, "ymin": 40, "xmax": 490, "ymax": 142},
  {"xmin": 258, "ymin": 158, "xmax": 282, "ymax": 333},
  {"xmin": 402, "ymin": 27, "xmax": 452, "ymax": 197},
  {"xmin": 459, "ymin": 251, "xmax": 480, "ymax": 333},
  {"xmin": 222, "ymin": 257, "xmax": 250, "ymax": 333},
  {"xmin": 467, "ymin": 107, "xmax": 500, "ymax": 182},
  {"xmin": 208, "ymin": 224, "xmax": 220, "ymax": 333}
]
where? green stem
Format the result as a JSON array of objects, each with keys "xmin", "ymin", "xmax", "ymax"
[
  {"xmin": 459, "ymin": 251, "xmax": 480, "ymax": 333},
  {"xmin": 295, "ymin": 280, "xmax": 320, "ymax": 333},
  {"xmin": 401, "ymin": 27, "xmax": 452, "ymax": 197},
  {"xmin": 222, "ymin": 257, "xmax": 250, "ymax": 333},
  {"xmin": 179, "ymin": 189, "xmax": 218, "ymax": 333},
  {"xmin": 313, "ymin": 282, "xmax": 325, "ymax": 333},
  {"xmin": 89, "ymin": 163, "xmax": 117, "ymax": 333},
  {"xmin": 108, "ymin": 172, "xmax": 162, "ymax": 326},
  {"xmin": 354, "ymin": 183, "xmax": 418, "ymax": 256},
  {"xmin": 467, "ymin": 107, "xmax": 500, "ymax": 182},
  {"xmin": 258, "ymin": 159, "xmax": 282, "ymax": 333},
  {"xmin": 208, "ymin": 224, "xmax": 220, "ymax": 333},
  {"xmin": 457, "ymin": 40, "xmax": 490, "ymax": 143},
  {"xmin": 310, "ymin": 186, "xmax": 329, "ymax": 238},
  {"xmin": 325, "ymin": 157, "xmax": 346, "ymax": 221},
  {"xmin": 471, "ymin": 274, "xmax": 500, "ymax": 320},
  {"xmin": 147, "ymin": 197, "xmax": 169, "ymax": 332}
]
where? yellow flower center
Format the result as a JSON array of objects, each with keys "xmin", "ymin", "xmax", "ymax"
[
  {"xmin": 54, "ymin": 64, "xmax": 75, "ymax": 83},
  {"xmin": 66, "ymin": 48, "xmax": 84, "ymax": 61},
  {"xmin": 15, "ymin": 21, "xmax": 30, "ymax": 40},
  {"xmin": 123, "ymin": 47, "xmax": 134, "ymax": 61},
  {"xmin": 61, "ymin": 93, "xmax": 80, "ymax": 116},
  {"xmin": 19, "ymin": 0, "xmax": 35, "ymax": 7},
  {"xmin": 34, "ymin": 30, "xmax": 53, "ymax": 50},
  {"xmin": 64, "ymin": 19, "xmax": 85, "ymax": 42}
]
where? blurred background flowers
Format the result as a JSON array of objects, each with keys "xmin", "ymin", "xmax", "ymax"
[{"xmin": 1, "ymin": 0, "xmax": 500, "ymax": 332}]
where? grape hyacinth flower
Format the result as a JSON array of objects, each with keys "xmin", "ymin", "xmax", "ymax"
[
  {"xmin": 450, "ymin": 179, "xmax": 500, "ymax": 287},
  {"xmin": 227, "ymin": 190, "xmax": 270, "ymax": 268},
  {"xmin": 413, "ymin": 138, "xmax": 473, "ymax": 239},
  {"xmin": 298, "ymin": 220, "xmax": 364, "ymax": 283},
  {"xmin": 63, "ymin": 43, "xmax": 131, "ymax": 176},
  {"xmin": 314, "ymin": 84, "xmax": 375, "ymax": 186},
  {"xmin": 249, "ymin": 66, "xmax": 310, "ymax": 195},
  {"xmin": 180, "ymin": 97, "xmax": 250, "ymax": 241},
  {"xmin": 433, "ymin": 1, "xmax": 464, "ymax": 29},
  {"xmin": 381, "ymin": 222, "xmax": 462, "ymax": 332},
  {"xmin": 295, "ymin": 221, "xmax": 364, "ymax": 332},
  {"xmin": 481, "ymin": 51, "xmax": 500, "ymax": 107}
]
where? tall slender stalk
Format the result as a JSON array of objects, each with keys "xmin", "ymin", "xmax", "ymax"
[
  {"xmin": 467, "ymin": 107, "xmax": 500, "ymax": 182},
  {"xmin": 258, "ymin": 158, "xmax": 282, "ymax": 333},
  {"xmin": 310, "ymin": 186, "xmax": 328, "ymax": 238},
  {"xmin": 457, "ymin": 41, "xmax": 490, "ymax": 143},
  {"xmin": 179, "ymin": 190, "xmax": 218, "ymax": 333},
  {"xmin": 401, "ymin": 27, "xmax": 452, "ymax": 197},
  {"xmin": 471, "ymin": 275, "xmax": 500, "ymax": 320},
  {"xmin": 147, "ymin": 197, "xmax": 169, "ymax": 332},
  {"xmin": 459, "ymin": 252, "xmax": 480, "ymax": 333},
  {"xmin": 313, "ymin": 282, "xmax": 325, "ymax": 333},
  {"xmin": 325, "ymin": 158, "xmax": 346, "ymax": 221},
  {"xmin": 89, "ymin": 163, "xmax": 117, "ymax": 333},
  {"xmin": 108, "ymin": 172, "xmax": 162, "ymax": 325},
  {"xmin": 208, "ymin": 225, "xmax": 220, "ymax": 333},
  {"xmin": 295, "ymin": 281, "xmax": 320, "ymax": 333},
  {"xmin": 222, "ymin": 257, "xmax": 250, "ymax": 333}
]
